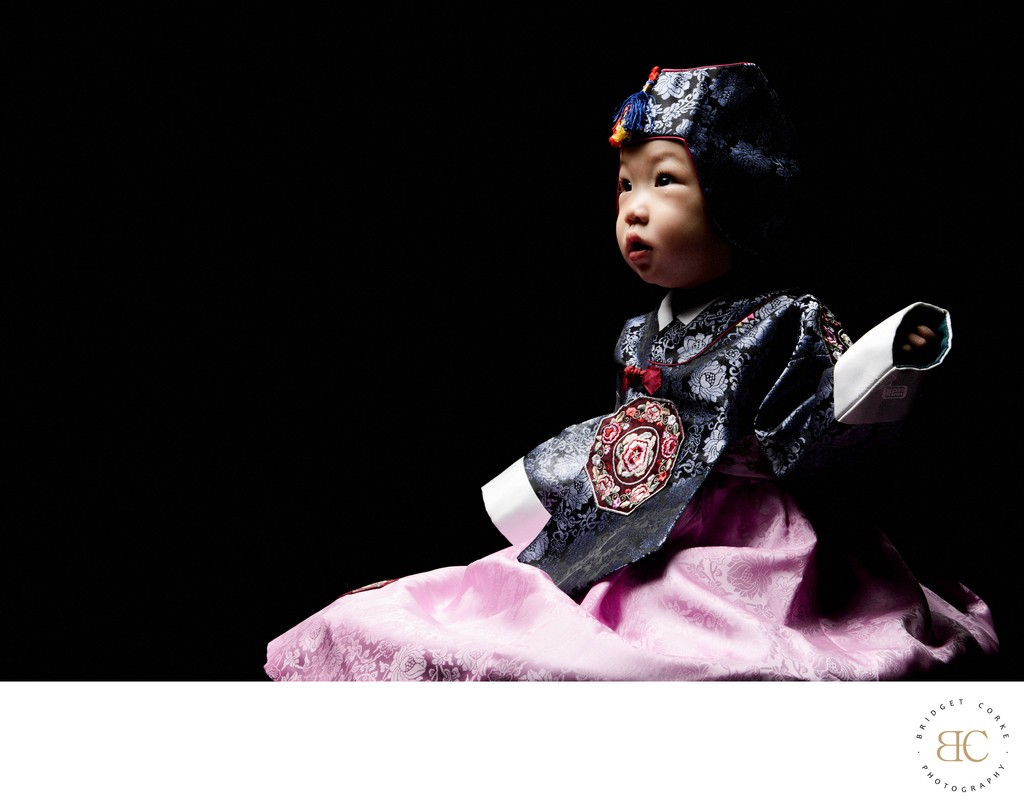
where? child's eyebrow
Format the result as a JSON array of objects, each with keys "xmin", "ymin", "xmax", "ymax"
[{"xmin": 650, "ymin": 156, "xmax": 687, "ymax": 172}]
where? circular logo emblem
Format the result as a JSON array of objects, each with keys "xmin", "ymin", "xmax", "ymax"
[
  {"xmin": 586, "ymin": 396, "xmax": 682, "ymax": 515},
  {"xmin": 912, "ymin": 695, "xmax": 1014, "ymax": 796}
]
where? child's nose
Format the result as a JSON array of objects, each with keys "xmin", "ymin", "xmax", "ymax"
[{"xmin": 624, "ymin": 201, "xmax": 648, "ymax": 225}]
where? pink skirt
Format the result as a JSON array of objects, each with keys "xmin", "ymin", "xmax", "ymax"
[{"xmin": 264, "ymin": 475, "xmax": 998, "ymax": 681}]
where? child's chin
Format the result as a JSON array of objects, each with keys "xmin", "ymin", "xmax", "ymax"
[{"xmin": 630, "ymin": 266, "xmax": 663, "ymax": 286}]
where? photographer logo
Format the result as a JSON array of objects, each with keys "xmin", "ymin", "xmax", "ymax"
[{"xmin": 915, "ymin": 698, "xmax": 1012, "ymax": 794}]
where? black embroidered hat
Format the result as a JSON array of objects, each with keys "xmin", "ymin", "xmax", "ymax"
[{"xmin": 610, "ymin": 63, "xmax": 801, "ymax": 258}]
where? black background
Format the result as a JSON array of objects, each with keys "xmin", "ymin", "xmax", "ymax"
[{"xmin": 11, "ymin": 7, "xmax": 1018, "ymax": 680}]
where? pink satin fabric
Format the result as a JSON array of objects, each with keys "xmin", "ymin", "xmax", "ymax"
[{"xmin": 265, "ymin": 475, "xmax": 997, "ymax": 681}]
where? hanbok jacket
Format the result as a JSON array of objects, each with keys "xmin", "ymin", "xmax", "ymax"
[{"xmin": 483, "ymin": 288, "xmax": 949, "ymax": 596}]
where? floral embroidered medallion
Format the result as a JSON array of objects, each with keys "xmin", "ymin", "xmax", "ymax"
[{"xmin": 586, "ymin": 396, "xmax": 683, "ymax": 515}]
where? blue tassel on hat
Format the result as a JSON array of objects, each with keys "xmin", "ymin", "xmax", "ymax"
[{"xmin": 609, "ymin": 66, "xmax": 660, "ymax": 146}]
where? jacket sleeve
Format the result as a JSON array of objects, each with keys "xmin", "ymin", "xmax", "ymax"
[
  {"xmin": 481, "ymin": 316, "xmax": 644, "ymax": 547},
  {"xmin": 754, "ymin": 298, "xmax": 950, "ymax": 478},
  {"xmin": 481, "ymin": 414, "xmax": 605, "ymax": 547}
]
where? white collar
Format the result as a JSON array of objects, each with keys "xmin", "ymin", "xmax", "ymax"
[{"xmin": 657, "ymin": 290, "xmax": 721, "ymax": 330}]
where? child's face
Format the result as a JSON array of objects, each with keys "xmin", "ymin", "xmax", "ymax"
[{"xmin": 615, "ymin": 139, "xmax": 732, "ymax": 289}]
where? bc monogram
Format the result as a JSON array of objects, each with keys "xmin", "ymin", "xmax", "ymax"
[{"xmin": 935, "ymin": 730, "xmax": 989, "ymax": 762}]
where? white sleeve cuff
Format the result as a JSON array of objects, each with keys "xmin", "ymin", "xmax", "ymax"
[
  {"xmin": 834, "ymin": 302, "xmax": 951, "ymax": 424},
  {"xmin": 480, "ymin": 458, "xmax": 551, "ymax": 548}
]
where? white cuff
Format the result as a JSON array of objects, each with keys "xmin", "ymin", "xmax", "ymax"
[
  {"xmin": 834, "ymin": 302, "xmax": 950, "ymax": 424},
  {"xmin": 480, "ymin": 458, "xmax": 551, "ymax": 548}
]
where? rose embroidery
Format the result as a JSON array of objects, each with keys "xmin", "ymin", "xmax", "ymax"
[
  {"xmin": 586, "ymin": 397, "xmax": 684, "ymax": 515},
  {"xmin": 600, "ymin": 422, "xmax": 623, "ymax": 444},
  {"xmin": 615, "ymin": 429, "xmax": 657, "ymax": 479}
]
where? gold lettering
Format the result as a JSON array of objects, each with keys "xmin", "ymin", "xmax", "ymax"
[
  {"xmin": 962, "ymin": 730, "xmax": 989, "ymax": 762},
  {"xmin": 937, "ymin": 730, "xmax": 963, "ymax": 761},
  {"xmin": 936, "ymin": 729, "xmax": 989, "ymax": 762}
]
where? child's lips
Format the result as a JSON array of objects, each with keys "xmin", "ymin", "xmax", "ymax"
[{"xmin": 626, "ymin": 236, "xmax": 652, "ymax": 262}]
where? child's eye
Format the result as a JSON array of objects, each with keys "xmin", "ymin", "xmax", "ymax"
[
  {"xmin": 655, "ymin": 173, "xmax": 676, "ymax": 187},
  {"xmin": 618, "ymin": 177, "xmax": 632, "ymax": 193}
]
